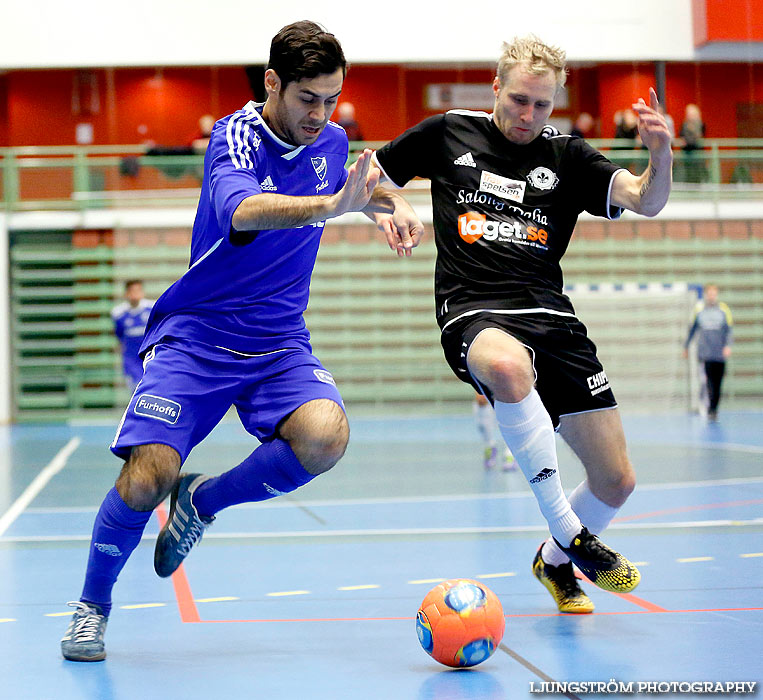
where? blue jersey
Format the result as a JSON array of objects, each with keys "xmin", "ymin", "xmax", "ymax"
[
  {"xmin": 112, "ymin": 299, "xmax": 154, "ymax": 381},
  {"xmin": 141, "ymin": 101, "xmax": 349, "ymax": 355}
]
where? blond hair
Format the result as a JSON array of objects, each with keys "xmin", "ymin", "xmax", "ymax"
[{"xmin": 497, "ymin": 35, "xmax": 567, "ymax": 88}]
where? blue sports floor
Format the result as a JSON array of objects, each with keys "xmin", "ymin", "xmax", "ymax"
[{"xmin": 1, "ymin": 410, "xmax": 762, "ymax": 700}]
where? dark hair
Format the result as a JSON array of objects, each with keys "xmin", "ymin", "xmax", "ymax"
[
  {"xmin": 124, "ymin": 279, "xmax": 143, "ymax": 290},
  {"xmin": 267, "ymin": 21, "xmax": 346, "ymax": 90}
]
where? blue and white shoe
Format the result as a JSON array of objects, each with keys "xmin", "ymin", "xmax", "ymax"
[
  {"xmin": 154, "ymin": 473, "xmax": 214, "ymax": 578},
  {"xmin": 61, "ymin": 601, "xmax": 108, "ymax": 662}
]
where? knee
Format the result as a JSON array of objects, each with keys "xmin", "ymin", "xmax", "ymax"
[
  {"xmin": 482, "ymin": 355, "xmax": 534, "ymax": 402},
  {"xmin": 593, "ymin": 459, "xmax": 636, "ymax": 508},
  {"xmin": 292, "ymin": 418, "xmax": 349, "ymax": 475},
  {"xmin": 611, "ymin": 468, "xmax": 636, "ymax": 504},
  {"xmin": 116, "ymin": 444, "xmax": 181, "ymax": 511}
]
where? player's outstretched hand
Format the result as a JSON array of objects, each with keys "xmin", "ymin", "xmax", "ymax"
[
  {"xmin": 376, "ymin": 206, "xmax": 425, "ymax": 257},
  {"xmin": 330, "ymin": 149, "xmax": 380, "ymax": 218},
  {"xmin": 632, "ymin": 88, "xmax": 672, "ymax": 156}
]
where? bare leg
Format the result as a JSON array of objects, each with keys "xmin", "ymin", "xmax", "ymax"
[
  {"xmin": 279, "ymin": 398, "xmax": 349, "ymax": 474},
  {"xmin": 558, "ymin": 408, "xmax": 635, "ymax": 509},
  {"xmin": 116, "ymin": 443, "xmax": 182, "ymax": 511}
]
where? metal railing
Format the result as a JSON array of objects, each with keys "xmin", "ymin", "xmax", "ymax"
[{"xmin": 2, "ymin": 139, "xmax": 763, "ymax": 211}]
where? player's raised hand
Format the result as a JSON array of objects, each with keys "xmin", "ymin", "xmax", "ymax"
[
  {"xmin": 330, "ymin": 149, "xmax": 381, "ymax": 217},
  {"xmin": 632, "ymin": 87, "xmax": 672, "ymax": 156}
]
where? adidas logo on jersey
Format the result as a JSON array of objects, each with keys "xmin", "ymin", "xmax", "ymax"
[
  {"xmin": 260, "ymin": 175, "xmax": 278, "ymax": 191},
  {"xmin": 454, "ymin": 152, "xmax": 476, "ymax": 168}
]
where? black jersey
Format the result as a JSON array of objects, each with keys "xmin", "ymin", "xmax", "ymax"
[{"xmin": 375, "ymin": 110, "xmax": 625, "ymax": 327}]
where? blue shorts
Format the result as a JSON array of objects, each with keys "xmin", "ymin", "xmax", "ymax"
[{"xmin": 110, "ymin": 338, "xmax": 344, "ymax": 463}]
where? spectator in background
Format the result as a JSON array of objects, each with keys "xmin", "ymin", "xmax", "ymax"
[
  {"xmin": 111, "ymin": 280, "xmax": 153, "ymax": 389},
  {"xmin": 683, "ymin": 283, "xmax": 733, "ymax": 422},
  {"xmin": 615, "ymin": 108, "xmax": 639, "ymax": 142},
  {"xmin": 570, "ymin": 112, "xmax": 594, "ymax": 139},
  {"xmin": 679, "ymin": 103, "xmax": 707, "ymax": 183},
  {"xmin": 191, "ymin": 114, "xmax": 216, "ymax": 154},
  {"xmin": 613, "ymin": 108, "xmax": 640, "ymax": 170},
  {"xmin": 659, "ymin": 104, "xmax": 675, "ymax": 140},
  {"xmin": 337, "ymin": 102, "xmax": 364, "ymax": 141}
]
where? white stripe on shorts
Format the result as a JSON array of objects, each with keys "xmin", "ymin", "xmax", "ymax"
[{"xmin": 440, "ymin": 307, "xmax": 577, "ymax": 333}]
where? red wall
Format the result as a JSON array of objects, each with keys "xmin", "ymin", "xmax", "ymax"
[
  {"xmin": 4, "ymin": 67, "xmax": 251, "ymax": 147},
  {"xmin": 595, "ymin": 64, "xmax": 656, "ymax": 137},
  {"xmin": 694, "ymin": 0, "xmax": 763, "ymax": 45},
  {"xmin": 331, "ymin": 64, "xmax": 408, "ymax": 142},
  {"xmin": 1, "ymin": 61, "xmax": 762, "ymax": 147},
  {"xmin": 0, "ymin": 74, "xmax": 8, "ymax": 146},
  {"xmin": 594, "ymin": 62, "xmax": 763, "ymax": 139}
]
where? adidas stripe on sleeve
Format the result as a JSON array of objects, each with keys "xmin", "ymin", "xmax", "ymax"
[{"xmin": 210, "ymin": 112, "xmax": 265, "ymax": 236}]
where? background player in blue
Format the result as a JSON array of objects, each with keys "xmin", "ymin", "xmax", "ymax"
[
  {"xmin": 373, "ymin": 36, "xmax": 673, "ymax": 614},
  {"xmin": 61, "ymin": 21, "xmax": 423, "ymax": 662},
  {"xmin": 111, "ymin": 279, "xmax": 153, "ymax": 389}
]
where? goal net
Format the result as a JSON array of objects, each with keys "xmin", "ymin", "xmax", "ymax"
[{"xmin": 566, "ymin": 282, "xmax": 701, "ymax": 414}]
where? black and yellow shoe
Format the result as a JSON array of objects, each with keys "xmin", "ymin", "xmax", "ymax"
[
  {"xmin": 554, "ymin": 527, "xmax": 641, "ymax": 593},
  {"xmin": 532, "ymin": 546, "xmax": 595, "ymax": 614}
]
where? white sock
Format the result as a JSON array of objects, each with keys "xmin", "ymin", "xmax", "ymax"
[
  {"xmin": 494, "ymin": 390, "xmax": 581, "ymax": 547},
  {"xmin": 541, "ymin": 480, "xmax": 620, "ymax": 566},
  {"xmin": 473, "ymin": 401, "xmax": 497, "ymax": 447}
]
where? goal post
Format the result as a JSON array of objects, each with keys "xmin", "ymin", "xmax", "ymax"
[{"xmin": 566, "ymin": 282, "xmax": 702, "ymax": 414}]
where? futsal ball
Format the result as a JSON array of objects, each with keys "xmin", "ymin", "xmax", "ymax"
[{"xmin": 416, "ymin": 579, "xmax": 504, "ymax": 668}]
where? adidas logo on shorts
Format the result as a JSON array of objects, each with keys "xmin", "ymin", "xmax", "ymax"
[{"xmin": 454, "ymin": 152, "xmax": 476, "ymax": 167}]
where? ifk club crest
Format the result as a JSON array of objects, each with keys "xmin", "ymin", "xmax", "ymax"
[{"xmin": 311, "ymin": 156, "xmax": 327, "ymax": 181}]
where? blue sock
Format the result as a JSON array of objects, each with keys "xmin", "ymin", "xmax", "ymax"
[
  {"xmin": 192, "ymin": 439, "xmax": 315, "ymax": 518},
  {"xmin": 80, "ymin": 487, "xmax": 152, "ymax": 617}
]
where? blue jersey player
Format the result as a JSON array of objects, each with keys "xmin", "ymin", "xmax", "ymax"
[
  {"xmin": 61, "ymin": 21, "xmax": 424, "ymax": 662},
  {"xmin": 111, "ymin": 280, "xmax": 153, "ymax": 388}
]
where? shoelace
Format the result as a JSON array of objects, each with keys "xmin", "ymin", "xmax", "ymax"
[
  {"xmin": 68, "ymin": 603, "xmax": 103, "ymax": 642},
  {"xmin": 177, "ymin": 517, "xmax": 207, "ymax": 556}
]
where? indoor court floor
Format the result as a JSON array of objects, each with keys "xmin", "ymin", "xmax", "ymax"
[{"xmin": 1, "ymin": 409, "xmax": 761, "ymax": 699}]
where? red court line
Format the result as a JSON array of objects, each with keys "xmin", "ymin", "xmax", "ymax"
[
  {"xmin": 613, "ymin": 498, "xmax": 763, "ymax": 523},
  {"xmin": 575, "ymin": 572, "xmax": 669, "ymax": 612},
  {"xmin": 155, "ymin": 496, "xmax": 751, "ymax": 625},
  {"xmin": 154, "ymin": 503, "xmax": 201, "ymax": 624},
  {"xmin": 191, "ymin": 606, "xmax": 763, "ymax": 624},
  {"xmin": 609, "ymin": 591, "xmax": 668, "ymax": 612}
]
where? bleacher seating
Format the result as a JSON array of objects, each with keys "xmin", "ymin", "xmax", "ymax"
[{"xmin": 8, "ymin": 222, "xmax": 763, "ymax": 420}]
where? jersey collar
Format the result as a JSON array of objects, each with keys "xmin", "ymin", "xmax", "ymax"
[{"xmin": 242, "ymin": 101, "xmax": 307, "ymax": 161}]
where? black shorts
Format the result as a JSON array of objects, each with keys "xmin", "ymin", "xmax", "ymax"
[{"xmin": 440, "ymin": 311, "xmax": 617, "ymax": 428}]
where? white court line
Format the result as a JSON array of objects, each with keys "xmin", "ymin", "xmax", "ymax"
[
  {"xmin": 634, "ymin": 476, "xmax": 763, "ymax": 492},
  {"xmin": 674, "ymin": 442, "xmax": 763, "ymax": 455},
  {"xmin": 0, "ymin": 436, "xmax": 81, "ymax": 537},
  {"xmin": 3, "ymin": 517, "xmax": 762, "ymax": 543},
  {"xmin": 21, "ymin": 475, "xmax": 763, "ymax": 515}
]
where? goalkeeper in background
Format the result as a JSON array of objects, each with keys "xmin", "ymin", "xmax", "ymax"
[{"xmin": 683, "ymin": 283, "xmax": 733, "ymax": 422}]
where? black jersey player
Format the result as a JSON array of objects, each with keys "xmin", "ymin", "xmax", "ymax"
[{"xmin": 372, "ymin": 35, "xmax": 672, "ymax": 613}]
